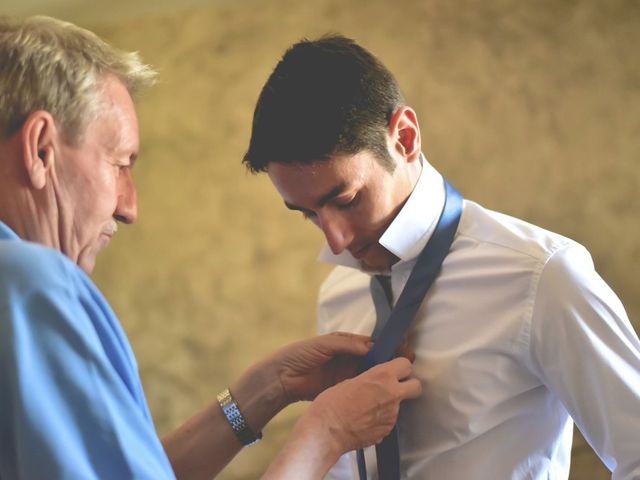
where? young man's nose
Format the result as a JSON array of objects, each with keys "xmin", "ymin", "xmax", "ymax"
[{"xmin": 318, "ymin": 212, "xmax": 353, "ymax": 254}]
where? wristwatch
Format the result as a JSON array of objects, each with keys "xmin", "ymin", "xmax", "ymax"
[{"xmin": 216, "ymin": 388, "xmax": 262, "ymax": 446}]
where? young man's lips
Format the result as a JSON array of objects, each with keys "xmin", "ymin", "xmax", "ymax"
[{"xmin": 351, "ymin": 243, "xmax": 371, "ymax": 259}]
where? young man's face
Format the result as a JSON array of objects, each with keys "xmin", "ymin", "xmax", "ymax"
[{"xmin": 268, "ymin": 149, "xmax": 418, "ymax": 271}]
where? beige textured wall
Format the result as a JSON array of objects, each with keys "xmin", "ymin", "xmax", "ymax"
[{"xmin": 66, "ymin": 0, "xmax": 637, "ymax": 478}]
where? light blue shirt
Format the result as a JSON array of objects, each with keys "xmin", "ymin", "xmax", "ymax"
[{"xmin": 0, "ymin": 222, "xmax": 175, "ymax": 479}]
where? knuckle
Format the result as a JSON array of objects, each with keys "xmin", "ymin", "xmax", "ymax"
[
  {"xmin": 332, "ymin": 331, "xmax": 351, "ymax": 339},
  {"xmin": 396, "ymin": 356, "xmax": 411, "ymax": 369}
]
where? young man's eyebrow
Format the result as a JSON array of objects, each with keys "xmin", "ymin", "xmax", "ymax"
[{"xmin": 284, "ymin": 183, "xmax": 348, "ymax": 212}]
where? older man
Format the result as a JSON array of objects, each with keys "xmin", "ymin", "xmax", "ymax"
[{"xmin": 0, "ymin": 16, "xmax": 421, "ymax": 479}]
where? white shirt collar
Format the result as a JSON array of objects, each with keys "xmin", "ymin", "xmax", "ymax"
[{"xmin": 318, "ymin": 154, "xmax": 446, "ymax": 272}]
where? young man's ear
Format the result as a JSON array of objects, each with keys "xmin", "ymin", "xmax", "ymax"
[
  {"xmin": 21, "ymin": 110, "xmax": 58, "ymax": 190},
  {"xmin": 388, "ymin": 106, "xmax": 421, "ymax": 162}
]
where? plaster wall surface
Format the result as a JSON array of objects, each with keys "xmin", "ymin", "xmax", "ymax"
[{"xmin": 7, "ymin": 1, "xmax": 638, "ymax": 478}]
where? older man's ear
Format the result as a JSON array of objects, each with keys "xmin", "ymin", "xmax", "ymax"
[{"xmin": 21, "ymin": 110, "xmax": 57, "ymax": 190}]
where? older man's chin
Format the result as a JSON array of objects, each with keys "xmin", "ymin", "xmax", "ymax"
[
  {"xmin": 77, "ymin": 238, "xmax": 111, "ymax": 274},
  {"xmin": 75, "ymin": 251, "xmax": 97, "ymax": 274}
]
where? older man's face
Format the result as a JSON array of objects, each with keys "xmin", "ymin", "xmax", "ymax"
[{"xmin": 54, "ymin": 76, "xmax": 139, "ymax": 273}]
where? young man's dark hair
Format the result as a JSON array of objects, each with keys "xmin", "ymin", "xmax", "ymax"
[{"xmin": 243, "ymin": 34, "xmax": 405, "ymax": 173}]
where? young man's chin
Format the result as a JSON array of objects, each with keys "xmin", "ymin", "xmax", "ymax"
[{"xmin": 359, "ymin": 251, "xmax": 397, "ymax": 273}]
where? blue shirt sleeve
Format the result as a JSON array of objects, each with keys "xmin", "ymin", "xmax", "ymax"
[{"xmin": 0, "ymin": 242, "xmax": 176, "ymax": 479}]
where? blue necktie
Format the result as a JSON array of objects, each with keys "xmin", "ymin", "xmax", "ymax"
[
  {"xmin": 356, "ymin": 179, "xmax": 463, "ymax": 480},
  {"xmin": 370, "ymin": 275, "xmax": 393, "ymax": 340}
]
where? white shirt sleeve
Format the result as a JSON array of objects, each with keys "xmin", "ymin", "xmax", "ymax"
[
  {"xmin": 529, "ymin": 244, "xmax": 640, "ymax": 479},
  {"xmin": 323, "ymin": 452, "xmax": 357, "ymax": 480}
]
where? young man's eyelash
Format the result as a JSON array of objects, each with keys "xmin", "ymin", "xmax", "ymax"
[
  {"xmin": 298, "ymin": 193, "xmax": 360, "ymax": 220},
  {"xmin": 337, "ymin": 193, "xmax": 360, "ymax": 210}
]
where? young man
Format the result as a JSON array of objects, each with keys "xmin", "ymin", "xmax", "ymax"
[
  {"xmin": 0, "ymin": 17, "xmax": 422, "ymax": 479},
  {"xmin": 243, "ymin": 34, "xmax": 640, "ymax": 479}
]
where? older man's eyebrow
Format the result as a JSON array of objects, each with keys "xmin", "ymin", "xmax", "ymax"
[{"xmin": 283, "ymin": 183, "xmax": 348, "ymax": 212}]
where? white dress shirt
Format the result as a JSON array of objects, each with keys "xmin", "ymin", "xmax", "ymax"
[{"xmin": 318, "ymin": 158, "xmax": 640, "ymax": 479}]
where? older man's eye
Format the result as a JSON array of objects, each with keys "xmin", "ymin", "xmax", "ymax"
[{"xmin": 115, "ymin": 164, "xmax": 130, "ymax": 173}]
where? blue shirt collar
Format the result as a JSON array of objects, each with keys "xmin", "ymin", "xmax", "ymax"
[{"xmin": 0, "ymin": 221, "xmax": 20, "ymax": 241}]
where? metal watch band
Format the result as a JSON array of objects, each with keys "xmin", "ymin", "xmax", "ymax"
[{"xmin": 216, "ymin": 388, "xmax": 262, "ymax": 446}]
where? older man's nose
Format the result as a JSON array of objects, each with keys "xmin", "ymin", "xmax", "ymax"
[{"xmin": 114, "ymin": 170, "xmax": 138, "ymax": 224}]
